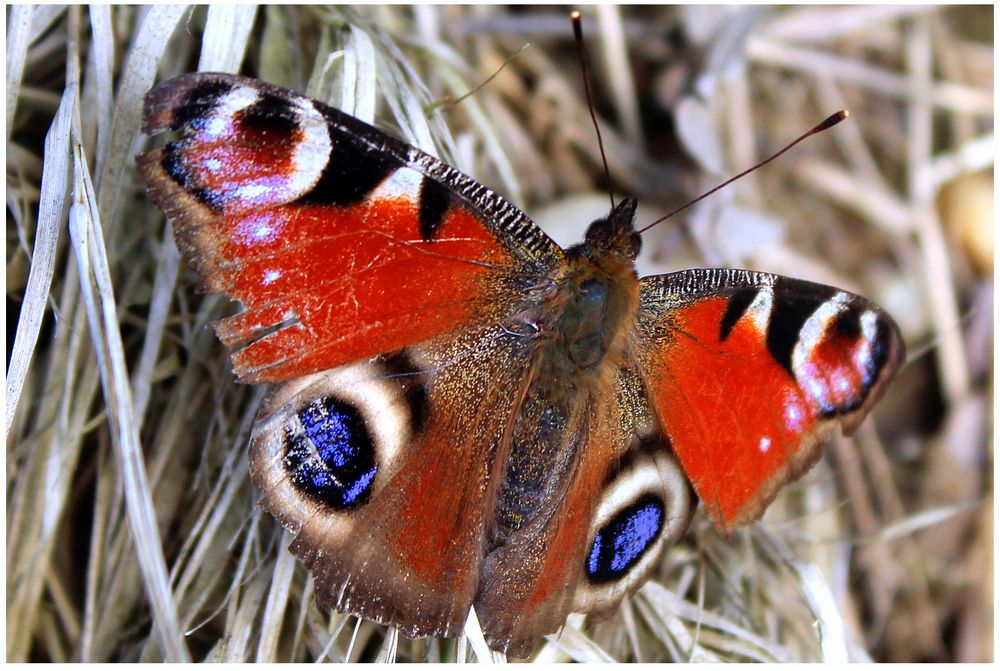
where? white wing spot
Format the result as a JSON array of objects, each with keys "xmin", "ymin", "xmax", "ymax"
[
  {"xmin": 203, "ymin": 86, "xmax": 260, "ymax": 138},
  {"xmin": 853, "ymin": 310, "xmax": 879, "ymax": 383},
  {"xmin": 235, "ymin": 183, "xmax": 272, "ymax": 201},
  {"xmin": 286, "ymin": 99, "xmax": 332, "ymax": 198},
  {"xmin": 745, "ymin": 285, "xmax": 775, "ymax": 333},
  {"xmin": 792, "ymin": 292, "xmax": 850, "ymax": 379},
  {"xmin": 234, "ymin": 212, "xmax": 283, "ymax": 246},
  {"xmin": 804, "ymin": 374, "xmax": 828, "ymax": 407},
  {"xmin": 368, "ymin": 166, "xmax": 424, "ymax": 202},
  {"xmin": 203, "ymin": 117, "xmax": 227, "ymax": 138},
  {"xmin": 784, "ymin": 396, "xmax": 805, "ymax": 432}
]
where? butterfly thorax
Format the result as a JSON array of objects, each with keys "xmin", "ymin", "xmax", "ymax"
[
  {"xmin": 492, "ymin": 200, "xmax": 642, "ymax": 543},
  {"xmin": 521, "ymin": 197, "xmax": 642, "ymax": 374}
]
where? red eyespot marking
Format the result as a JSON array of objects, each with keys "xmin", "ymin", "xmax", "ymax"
[
  {"xmin": 799, "ymin": 333, "xmax": 865, "ymax": 409},
  {"xmin": 174, "ymin": 117, "xmax": 305, "ymax": 211}
]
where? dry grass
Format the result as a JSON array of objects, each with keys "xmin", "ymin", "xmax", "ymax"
[{"xmin": 6, "ymin": 5, "xmax": 992, "ymax": 663}]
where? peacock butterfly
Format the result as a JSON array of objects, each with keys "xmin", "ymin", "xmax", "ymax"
[{"xmin": 137, "ymin": 72, "xmax": 904, "ymax": 658}]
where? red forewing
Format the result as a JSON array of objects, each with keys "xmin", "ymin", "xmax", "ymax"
[
  {"xmin": 138, "ymin": 73, "xmax": 562, "ymax": 383},
  {"xmin": 636, "ymin": 268, "xmax": 904, "ymax": 535}
]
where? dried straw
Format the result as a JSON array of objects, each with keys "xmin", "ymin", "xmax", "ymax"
[{"xmin": 6, "ymin": 5, "xmax": 992, "ymax": 663}]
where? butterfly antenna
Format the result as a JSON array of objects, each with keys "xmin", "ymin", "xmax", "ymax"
[
  {"xmin": 637, "ymin": 110, "xmax": 850, "ymax": 234},
  {"xmin": 572, "ymin": 11, "xmax": 615, "ymax": 211},
  {"xmin": 426, "ymin": 42, "xmax": 531, "ymax": 114}
]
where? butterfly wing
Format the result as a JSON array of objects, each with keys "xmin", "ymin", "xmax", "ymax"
[
  {"xmin": 249, "ymin": 323, "xmax": 535, "ymax": 640},
  {"xmin": 635, "ymin": 268, "xmax": 904, "ymax": 535},
  {"xmin": 474, "ymin": 364, "xmax": 694, "ymax": 657},
  {"xmin": 137, "ymin": 73, "xmax": 562, "ymax": 383},
  {"xmin": 138, "ymin": 74, "xmax": 567, "ymax": 642}
]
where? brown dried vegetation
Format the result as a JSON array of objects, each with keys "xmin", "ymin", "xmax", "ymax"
[{"xmin": 6, "ymin": 5, "xmax": 992, "ymax": 662}]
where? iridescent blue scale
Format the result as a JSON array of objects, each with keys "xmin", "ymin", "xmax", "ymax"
[
  {"xmin": 283, "ymin": 397, "xmax": 378, "ymax": 508},
  {"xmin": 585, "ymin": 494, "xmax": 665, "ymax": 583}
]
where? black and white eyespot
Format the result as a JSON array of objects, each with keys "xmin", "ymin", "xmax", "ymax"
[
  {"xmin": 251, "ymin": 93, "xmax": 333, "ymax": 204},
  {"xmin": 788, "ymin": 291, "xmax": 892, "ymax": 415},
  {"xmin": 572, "ymin": 446, "xmax": 693, "ymax": 616},
  {"xmin": 248, "ymin": 353, "xmax": 426, "ymax": 536},
  {"xmin": 166, "ymin": 80, "xmax": 333, "ymax": 209}
]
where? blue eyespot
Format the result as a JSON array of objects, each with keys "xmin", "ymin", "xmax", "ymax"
[
  {"xmin": 283, "ymin": 397, "xmax": 377, "ymax": 508},
  {"xmin": 586, "ymin": 494, "xmax": 665, "ymax": 583}
]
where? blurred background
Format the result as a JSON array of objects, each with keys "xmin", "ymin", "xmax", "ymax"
[{"xmin": 6, "ymin": 5, "xmax": 993, "ymax": 662}]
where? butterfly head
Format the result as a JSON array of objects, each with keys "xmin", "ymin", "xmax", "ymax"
[{"xmin": 583, "ymin": 197, "xmax": 641, "ymax": 261}]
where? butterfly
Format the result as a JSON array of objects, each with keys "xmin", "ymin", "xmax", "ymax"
[{"xmin": 137, "ymin": 72, "xmax": 904, "ymax": 658}]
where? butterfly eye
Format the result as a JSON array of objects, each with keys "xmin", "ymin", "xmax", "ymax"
[
  {"xmin": 627, "ymin": 232, "xmax": 642, "ymax": 259},
  {"xmin": 584, "ymin": 218, "xmax": 609, "ymax": 245},
  {"xmin": 583, "ymin": 199, "xmax": 641, "ymax": 259},
  {"xmin": 573, "ymin": 447, "xmax": 693, "ymax": 614}
]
